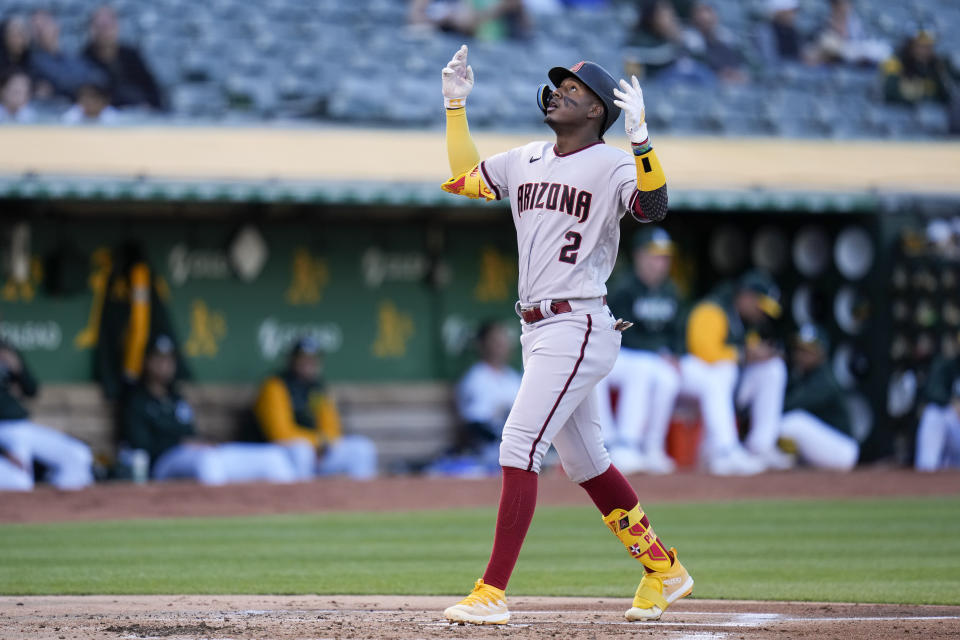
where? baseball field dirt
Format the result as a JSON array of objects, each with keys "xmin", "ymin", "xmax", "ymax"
[
  {"xmin": 3, "ymin": 594, "xmax": 960, "ymax": 640},
  {"xmin": 2, "ymin": 468, "xmax": 958, "ymax": 639}
]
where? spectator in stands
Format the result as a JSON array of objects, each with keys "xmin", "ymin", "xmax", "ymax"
[
  {"xmin": 0, "ymin": 15, "xmax": 31, "ymax": 72},
  {"xmin": 683, "ymin": 1, "xmax": 747, "ymax": 84},
  {"xmin": 882, "ymin": 30, "xmax": 956, "ymax": 106},
  {"xmin": 680, "ymin": 270, "xmax": 788, "ymax": 475},
  {"xmin": 122, "ymin": 335, "xmax": 299, "ymax": 485},
  {"xmin": 756, "ymin": 0, "xmax": 805, "ymax": 65},
  {"xmin": 253, "ymin": 337, "xmax": 377, "ymax": 480},
  {"xmin": 596, "ymin": 228, "xmax": 685, "ymax": 474},
  {"xmin": 82, "ymin": 5, "xmax": 165, "ymax": 110},
  {"xmin": 408, "ymin": 0, "xmax": 530, "ymax": 41},
  {"xmin": 456, "ymin": 321, "xmax": 521, "ymax": 460},
  {"xmin": 28, "ymin": 9, "xmax": 97, "ymax": 102},
  {"xmin": 808, "ymin": 0, "xmax": 890, "ymax": 66},
  {"xmin": 627, "ymin": 0, "xmax": 714, "ymax": 85},
  {"xmin": 779, "ymin": 324, "xmax": 858, "ymax": 470},
  {"xmin": 0, "ymin": 337, "xmax": 94, "ymax": 491},
  {"xmin": 915, "ymin": 354, "xmax": 960, "ymax": 471},
  {"xmin": 62, "ymin": 75, "xmax": 118, "ymax": 124},
  {"xmin": 0, "ymin": 69, "xmax": 36, "ymax": 123}
]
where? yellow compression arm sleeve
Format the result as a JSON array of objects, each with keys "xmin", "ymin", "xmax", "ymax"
[
  {"xmin": 254, "ymin": 377, "xmax": 321, "ymax": 446},
  {"xmin": 687, "ymin": 302, "xmax": 739, "ymax": 363},
  {"xmin": 633, "ymin": 145, "xmax": 666, "ymax": 192},
  {"xmin": 446, "ymin": 108, "xmax": 481, "ymax": 177}
]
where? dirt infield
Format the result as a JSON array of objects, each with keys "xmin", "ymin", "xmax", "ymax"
[
  {"xmin": 3, "ymin": 595, "xmax": 959, "ymax": 640},
  {"xmin": 1, "ymin": 468, "xmax": 958, "ymax": 524},
  {"xmin": 3, "ymin": 469, "xmax": 958, "ymax": 639}
]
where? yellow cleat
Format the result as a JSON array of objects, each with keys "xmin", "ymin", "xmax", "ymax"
[
  {"xmin": 444, "ymin": 579, "xmax": 510, "ymax": 625},
  {"xmin": 625, "ymin": 547, "xmax": 693, "ymax": 622}
]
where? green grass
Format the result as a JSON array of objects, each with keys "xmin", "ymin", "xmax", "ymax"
[{"xmin": 1, "ymin": 496, "xmax": 958, "ymax": 604}]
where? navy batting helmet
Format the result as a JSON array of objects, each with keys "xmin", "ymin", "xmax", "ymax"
[{"xmin": 536, "ymin": 61, "xmax": 621, "ymax": 135}]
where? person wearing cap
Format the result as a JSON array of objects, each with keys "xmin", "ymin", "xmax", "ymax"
[
  {"xmin": 915, "ymin": 354, "xmax": 960, "ymax": 472},
  {"xmin": 680, "ymin": 269, "xmax": 789, "ymax": 475},
  {"xmin": 779, "ymin": 324, "xmax": 859, "ymax": 471},
  {"xmin": 439, "ymin": 45, "xmax": 694, "ymax": 626},
  {"xmin": 596, "ymin": 227, "xmax": 685, "ymax": 474},
  {"xmin": 253, "ymin": 337, "xmax": 377, "ymax": 480},
  {"xmin": 121, "ymin": 335, "xmax": 298, "ymax": 485},
  {"xmin": 0, "ymin": 336, "xmax": 94, "ymax": 490},
  {"xmin": 455, "ymin": 321, "xmax": 522, "ymax": 461},
  {"xmin": 882, "ymin": 30, "xmax": 955, "ymax": 106}
]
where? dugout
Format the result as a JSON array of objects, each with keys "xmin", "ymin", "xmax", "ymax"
[{"xmin": 1, "ymin": 126, "xmax": 959, "ymax": 467}]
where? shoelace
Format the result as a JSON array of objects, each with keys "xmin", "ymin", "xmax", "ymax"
[{"xmin": 461, "ymin": 580, "xmax": 502, "ymax": 606}]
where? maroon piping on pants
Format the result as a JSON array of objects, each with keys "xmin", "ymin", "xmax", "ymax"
[{"xmin": 526, "ymin": 314, "xmax": 593, "ymax": 471}]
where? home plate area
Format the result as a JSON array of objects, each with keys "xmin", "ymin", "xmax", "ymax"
[{"xmin": 4, "ymin": 595, "xmax": 960, "ymax": 640}]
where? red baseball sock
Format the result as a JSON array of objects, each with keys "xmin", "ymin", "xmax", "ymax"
[
  {"xmin": 482, "ymin": 466, "xmax": 538, "ymax": 591},
  {"xmin": 579, "ymin": 464, "xmax": 638, "ymax": 515}
]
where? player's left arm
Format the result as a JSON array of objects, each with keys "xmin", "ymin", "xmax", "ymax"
[{"xmin": 613, "ymin": 76, "xmax": 667, "ymax": 223}]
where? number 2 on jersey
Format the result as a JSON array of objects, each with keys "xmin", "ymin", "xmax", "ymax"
[{"xmin": 558, "ymin": 231, "xmax": 582, "ymax": 264}]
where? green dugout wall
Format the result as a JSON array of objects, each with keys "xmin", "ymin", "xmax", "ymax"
[{"xmin": 0, "ymin": 209, "xmax": 529, "ymax": 384}]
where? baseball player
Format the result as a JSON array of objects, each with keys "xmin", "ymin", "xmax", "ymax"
[
  {"xmin": 780, "ymin": 324, "xmax": 859, "ymax": 470},
  {"xmin": 439, "ymin": 45, "xmax": 692, "ymax": 625},
  {"xmin": 680, "ymin": 270, "xmax": 789, "ymax": 475},
  {"xmin": 915, "ymin": 354, "xmax": 960, "ymax": 471},
  {"xmin": 0, "ymin": 337, "xmax": 94, "ymax": 491},
  {"xmin": 122, "ymin": 335, "xmax": 299, "ymax": 485},
  {"xmin": 252, "ymin": 337, "xmax": 378, "ymax": 480},
  {"xmin": 456, "ymin": 321, "xmax": 522, "ymax": 458},
  {"xmin": 596, "ymin": 227, "xmax": 685, "ymax": 475}
]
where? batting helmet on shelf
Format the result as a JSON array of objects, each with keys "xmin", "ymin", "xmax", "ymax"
[{"xmin": 536, "ymin": 61, "xmax": 622, "ymax": 135}]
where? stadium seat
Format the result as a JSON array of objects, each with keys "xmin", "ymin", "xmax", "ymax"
[{"xmin": 20, "ymin": 0, "xmax": 954, "ymax": 138}]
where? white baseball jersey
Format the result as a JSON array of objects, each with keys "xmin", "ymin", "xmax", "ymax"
[{"xmin": 480, "ymin": 140, "xmax": 645, "ymax": 303}]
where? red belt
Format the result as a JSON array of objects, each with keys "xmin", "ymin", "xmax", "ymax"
[
  {"xmin": 520, "ymin": 296, "xmax": 606, "ymax": 324},
  {"xmin": 520, "ymin": 300, "xmax": 573, "ymax": 324}
]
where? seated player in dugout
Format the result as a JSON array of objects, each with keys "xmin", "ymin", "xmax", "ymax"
[
  {"xmin": 440, "ymin": 46, "xmax": 692, "ymax": 626},
  {"xmin": 253, "ymin": 337, "xmax": 377, "ymax": 480},
  {"xmin": 456, "ymin": 320, "xmax": 522, "ymax": 460},
  {"xmin": 780, "ymin": 324, "xmax": 859, "ymax": 471},
  {"xmin": 0, "ymin": 334, "xmax": 94, "ymax": 491},
  {"xmin": 596, "ymin": 227, "xmax": 686, "ymax": 475},
  {"xmin": 680, "ymin": 270, "xmax": 790, "ymax": 475},
  {"xmin": 915, "ymin": 352, "xmax": 960, "ymax": 472},
  {"xmin": 121, "ymin": 335, "xmax": 299, "ymax": 485}
]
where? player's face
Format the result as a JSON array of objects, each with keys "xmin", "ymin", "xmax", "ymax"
[
  {"xmin": 736, "ymin": 291, "xmax": 766, "ymax": 324},
  {"xmin": 144, "ymin": 351, "xmax": 176, "ymax": 386},
  {"xmin": 292, "ymin": 352, "xmax": 320, "ymax": 382},
  {"xmin": 544, "ymin": 78, "xmax": 604, "ymax": 132},
  {"xmin": 791, "ymin": 343, "xmax": 822, "ymax": 372},
  {"xmin": 483, "ymin": 326, "xmax": 512, "ymax": 366},
  {"xmin": 635, "ymin": 249, "xmax": 672, "ymax": 286}
]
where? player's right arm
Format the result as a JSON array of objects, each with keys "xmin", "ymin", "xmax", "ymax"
[{"xmin": 441, "ymin": 45, "xmax": 497, "ymax": 201}]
